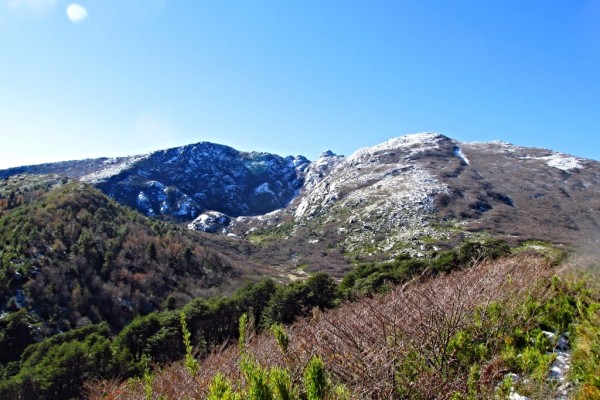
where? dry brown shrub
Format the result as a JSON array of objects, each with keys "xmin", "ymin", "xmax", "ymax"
[{"xmin": 88, "ymin": 254, "xmax": 555, "ymax": 399}]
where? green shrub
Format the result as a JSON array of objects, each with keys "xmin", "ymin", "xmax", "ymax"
[{"xmin": 304, "ymin": 355, "xmax": 327, "ymax": 400}]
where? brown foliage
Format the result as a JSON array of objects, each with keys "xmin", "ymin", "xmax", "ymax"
[{"xmin": 88, "ymin": 254, "xmax": 555, "ymax": 399}]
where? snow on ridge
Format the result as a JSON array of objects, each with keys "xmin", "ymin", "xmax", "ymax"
[
  {"xmin": 294, "ymin": 136, "xmax": 450, "ymax": 220},
  {"xmin": 466, "ymin": 140, "xmax": 586, "ymax": 172},
  {"xmin": 519, "ymin": 152, "xmax": 584, "ymax": 172},
  {"xmin": 349, "ymin": 133, "xmax": 447, "ymax": 162},
  {"xmin": 466, "ymin": 140, "xmax": 521, "ymax": 154},
  {"xmin": 542, "ymin": 153, "xmax": 583, "ymax": 172},
  {"xmin": 453, "ymin": 146, "xmax": 470, "ymax": 165},
  {"xmin": 81, "ymin": 154, "xmax": 149, "ymax": 183}
]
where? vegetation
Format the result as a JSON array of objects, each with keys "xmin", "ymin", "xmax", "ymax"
[
  {"xmin": 1, "ymin": 175, "xmax": 598, "ymax": 399},
  {"xmin": 338, "ymin": 238, "xmax": 511, "ymax": 298},
  {"xmin": 88, "ymin": 254, "xmax": 600, "ymax": 400},
  {"xmin": 0, "ymin": 269, "xmax": 341, "ymax": 398},
  {"xmin": 0, "ymin": 180, "xmax": 239, "ymax": 334}
]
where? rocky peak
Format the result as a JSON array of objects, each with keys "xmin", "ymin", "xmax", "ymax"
[
  {"xmin": 300, "ymin": 150, "xmax": 346, "ymax": 193},
  {"xmin": 2, "ymin": 133, "xmax": 599, "ymax": 261},
  {"xmin": 231, "ymin": 133, "xmax": 599, "ymax": 266},
  {"xmin": 0, "ymin": 141, "xmax": 312, "ymax": 220}
]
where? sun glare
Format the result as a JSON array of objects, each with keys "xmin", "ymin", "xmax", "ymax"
[{"xmin": 66, "ymin": 3, "xmax": 87, "ymax": 23}]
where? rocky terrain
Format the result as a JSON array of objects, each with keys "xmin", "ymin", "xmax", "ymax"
[
  {"xmin": 227, "ymin": 133, "xmax": 600, "ymax": 273},
  {"xmin": 2, "ymin": 133, "xmax": 600, "ymax": 400},
  {"xmin": 0, "ymin": 142, "xmax": 310, "ymax": 220},
  {"xmin": 2, "ymin": 133, "xmax": 599, "ymax": 275}
]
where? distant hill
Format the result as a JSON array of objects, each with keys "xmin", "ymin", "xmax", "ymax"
[{"xmin": 0, "ymin": 142, "xmax": 310, "ymax": 219}]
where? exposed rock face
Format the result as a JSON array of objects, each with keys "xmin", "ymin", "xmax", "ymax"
[
  {"xmin": 187, "ymin": 211, "xmax": 231, "ymax": 233},
  {"xmin": 2, "ymin": 133, "xmax": 599, "ymax": 259},
  {"xmin": 231, "ymin": 133, "xmax": 600, "ymax": 263},
  {"xmin": 0, "ymin": 142, "xmax": 311, "ymax": 219},
  {"xmin": 95, "ymin": 143, "xmax": 311, "ymax": 219},
  {"xmin": 288, "ymin": 134, "xmax": 455, "ymax": 256}
]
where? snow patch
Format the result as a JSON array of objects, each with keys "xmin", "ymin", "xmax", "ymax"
[
  {"xmin": 453, "ymin": 146, "xmax": 470, "ymax": 165},
  {"xmin": 188, "ymin": 211, "xmax": 231, "ymax": 233},
  {"xmin": 81, "ymin": 154, "xmax": 149, "ymax": 183},
  {"xmin": 171, "ymin": 197, "xmax": 194, "ymax": 216},
  {"xmin": 543, "ymin": 154, "xmax": 583, "ymax": 172},
  {"xmin": 147, "ymin": 180, "xmax": 166, "ymax": 190},
  {"xmin": 136, "ymin": 192, "xmax": 154, "ymax": 216},
  {"xmin": 255, "ymin": 183, "xmax": 274, "ymax": 195},
  {"xmin": 349, "ymin": 132, "xmax": 446, "ymax": 162},
  {"xmin": 521, "ymin": 153, "xmax": 583, "ymax": 172}
]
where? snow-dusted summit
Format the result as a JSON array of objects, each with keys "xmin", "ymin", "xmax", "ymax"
[
  {"xmin": 1, "ymin": 133, "xmax": 599, "ymax": 263},
  {"xmin": 0, "ymin": 142, "xmax": 311, "ymax": 219},
  {"xmin": 229, "ymin": 132, "xmax": 600, "ymax": 263}
]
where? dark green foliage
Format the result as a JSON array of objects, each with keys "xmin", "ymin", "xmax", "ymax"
[
  {"xmin": 455, "ymin": 239, "xmax": 511, "ymax": 265},
  {"xmin": 145, "ymin": 242, "xmax": 157, "ymax": 261},
  {"xmin": 339, "ymin": 239, "xmax": 511, "ymax": 298},
  {"xmin": 113, "ymin": 311, "xmax": 184, "ymax": 374},
  {"xmin": 266, "ymin": 273, "xmax": 338, "ymax": 325},
  {"xmin": 0, "ymin": 323, "xmax": 113, "ymax": 400},
  {"xmin": 265, "ymin": 282, "xmax": 308, "ymax": 325},
  {"xmin": 0, "ymin": 309, "xmax": 37, "ymax": 364},
  {"xmin": 233, "ymin": 279, "xmax": 277, "ymax": 331},
  {"xmin": 339, "ymin": 256, "xmax": 428, "ymax": 298},
  {"xmin": 0, "ymin": 181, "xmax": 235, "ymax": 335},
  {"xmin": 304, "ymin": 272, "xmax": 338, "ymax": 310}
]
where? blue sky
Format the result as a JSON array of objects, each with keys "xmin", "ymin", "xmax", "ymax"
[{"xmin": 1, "ymin": 1, "xmax": 599, "ymax": 169}]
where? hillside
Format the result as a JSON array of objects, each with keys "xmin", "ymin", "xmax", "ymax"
[
  {"xmin": 0, "ymin": 175, "xmax": 274, "ymax": 348},
  {"xmin": 2, "ymin": 134, "xmax": 598, "ymax": 275},
  {"xmin": 0, "ymin": 143, "xmax": 310, "ymax": 220},
  {"xmin": 1, "ymin": 134, "xmax": 599, "ymax": 398},
  {"xmin": 87, "ymin": 253, "xmax": 600, "ymax": 399},
  {"xmin": 228, "ymin": 133, "xmax": 600, "ymax": 275}
]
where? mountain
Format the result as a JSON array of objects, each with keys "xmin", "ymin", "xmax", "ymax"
[
  {"xmin": 0, "ymin": 142, "xmax": 310, "ymax": 220},
  {"xmin": 228, "ymin": 133, "xmax": 600, "ymax": 274},
  {"xmin": 2, "ymin": 134, "xmax": 600, "ymax": 399},
  {"xmin": 2, "ymin": 133, "xmax": 599, "ymax": 275}
]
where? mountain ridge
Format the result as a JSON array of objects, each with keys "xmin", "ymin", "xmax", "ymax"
[
  {"xmin": 2, "ymin": 133, "xmax": 599, "ymax": 267},
  {"xmin": 222, "ymin": 133, "xmax": 599, "ymax": 274},
  {"xmin": 1, "ymin": 141, "xmax": 311, "ymax": 219}
]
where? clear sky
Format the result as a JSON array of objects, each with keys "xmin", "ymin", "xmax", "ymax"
[{"xmin": 1, "ymin": 1, "xmax": 599, "ymax": 169}]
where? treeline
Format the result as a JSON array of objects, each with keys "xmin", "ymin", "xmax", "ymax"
[
  {"xmin": 0, "ymin": 273, "xmax": 338, "ymax": 399},
  {"xmin": 0, "ymin": 239, "xmax": 514, "ymax": 399}
]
